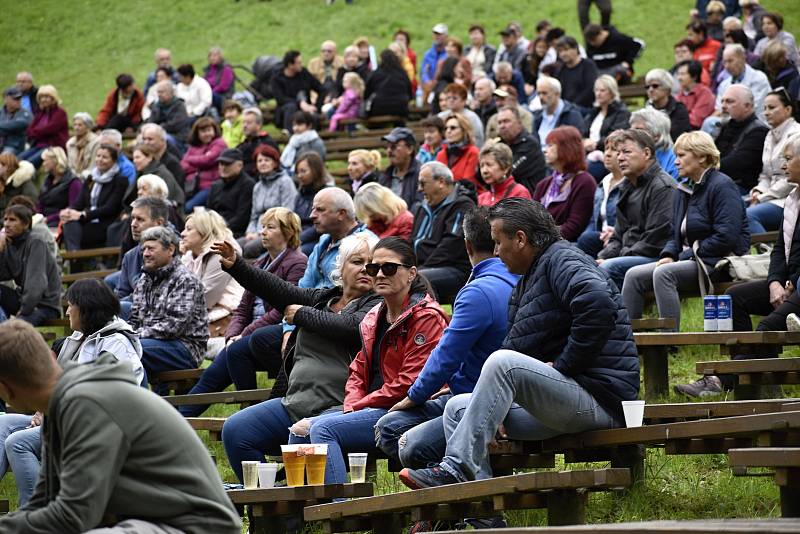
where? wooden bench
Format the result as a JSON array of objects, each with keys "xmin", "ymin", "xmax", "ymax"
[
  {"xmin": 164, "ymin": 388, "xmax": 271, "ymax": 408},
  {"xmin": 483, "ymin": 518, "xmax": 800, "ymax": 533},
  {"xmin": 631, "ymin": 318, "xmax": 677, "ymax": 331},
  {"xmin": 751, "ymin": 231, "xmax": 780, "ymax": 245},
  {"xmin": 230, "ymin": 482, "xmax": 373, "ymax": 534},
  {"xmin": 634, "ymin": 331, "xmax": 800, "ymax": 401},
  {"xmin": 186, "ymin": 417, "xmax": 226, "ymax": 441},
  {"xmin": 697, "ymin": 357, "xmax": 800, "ymax": 399},
  {"xmin": 150, "ymin": 368, "xmax": 204, "ymax": 395},
  {"xmin": 304, "ymin": 468, "xmax": 632, "ymax": 533},
  {"xmin": 728, "ymin": 447, "xmax": 800, "ymax": 517},
  {"xmin": 0, "ymin": 499, "xmax": 7, "ymax": 514},
  {"xmin": 644, "ymin": 398, "xmax": 800, "ymax": 424},
  {"xmin": 62, "ymin": 269, "xmax": 116, "ymax": 285},
  {"xmin": 60, "ymin": 246, "xmax": 120, "ymax": 267}
]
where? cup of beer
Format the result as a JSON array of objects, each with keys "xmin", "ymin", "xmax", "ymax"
[
  {"xmin": 305, "ymin": 444, "xmax": 328, "ymax": 485},
  {"xmin": 280, "ymin": 445, "xmax": 306, "ymax": 487},
  {"xmin": 347, "ymin": 453, "xmax": 368, "ymax": 483},
  {"xmin": 242, "ymin": 461, "xmax": 260, "ymax": 489}
]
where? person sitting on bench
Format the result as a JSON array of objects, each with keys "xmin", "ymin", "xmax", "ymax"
[{"xmin": 399, "ymin": 198, "xmax": 639, "ymax": 489}]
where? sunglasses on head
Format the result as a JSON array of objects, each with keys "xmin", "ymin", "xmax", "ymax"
[{"xmin": 365, "ymin": 262, "xmax": 411, "ymax": 277}]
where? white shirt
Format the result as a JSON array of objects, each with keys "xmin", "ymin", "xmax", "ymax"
[{"xmin": 176, "ymin": 76, "xmax": 213, "ymax": 117}]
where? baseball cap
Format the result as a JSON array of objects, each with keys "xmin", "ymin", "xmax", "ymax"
[
  {"xmin": 382, "ymin": 127, "xmax": 417, "ymax": 146},
  {"xmin": 217, "ymin": 148, "xmax": 244, "ymax": 163},
  {"xmin": 432, "ymin": 23, "xmax": 448, "ymax": 35},
  {"xmin": 493, "ymin": 86, "xmax": 518, "ymax": 99},
  {"xmin": 499, "ymin": 25, "xmax": 516, "ymax": 36},
  {"xmin": 3, "ymin": 87, "xmax": 22, "ymax": 99}
]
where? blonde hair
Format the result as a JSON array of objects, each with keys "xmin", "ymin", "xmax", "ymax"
[
  {"xmin": 343, "ymin": 72, "xmax": 365, "ymax": 96},
  {"xmin": 186, "ymin": 208, "xmax": 234, "ymax": 251},
  {"xmin": 36, "ymin": 84, "xmax": 61, "ymax": 106},
  {"xmin": 348, "ymin": 149, "xmax": 381, "ymax": 171},
  {"xmin": 594, "ymin": 74, "xmax": 620, "ymax": 103},
  {"xmin": 674, "ymin": 131, "xmax": 721, "ymax": 169},
  {"xmin": 260, "ymin": 207, "xmax": 302, "ymax": 249},
  {"xmin": 354, "ymin": 182, "xmax": 408, "ymax": 225},
  {"xmin": 42, "ymin": 146, "xmax": 69, "ymax": 174},
  {"xmin": 479, "ymin": 140, "xmax": 513, "ymax": 170},
  {"xmin": 443, "ymin": 112, "xmax": 476, "ymax": 145},
  {"xmin": 136, "ymin": 174, "xmax": 169, "ymax": 200}
]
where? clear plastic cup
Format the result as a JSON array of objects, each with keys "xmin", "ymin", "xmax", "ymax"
[
  {"xmin": 258, "ymin": 462, "xmax": 279, "ymax": 488},
  {"xmin": 280, "ymin": 444, "xmax": 307, "ymax": 486},
  {"xmin": 348, "ymin": 453, "xmax": 368, "ymax": 483},
  {"xmin": 621, "ymin": 400, "xmax": 646, "ymax": 428},
  {"xmin": 242, "ymin": 461, "xmax": 260, "ymax": 489}
]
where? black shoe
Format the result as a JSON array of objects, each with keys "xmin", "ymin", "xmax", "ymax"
[
  {"xmin": 399, "ymin": 465, "xmax": 460, "ymax": 489},
  {"xmin": 462, "ymin": 516, "xmax": 508, "ymax": 529}
]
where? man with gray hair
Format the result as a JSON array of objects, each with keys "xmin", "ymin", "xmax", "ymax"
[
  {"xmin": 236, "ymin": 107, "xmax": 279, "ymax": 176},
  {"xmin": 629, "ymin": 107, "xmax": 680, "ymax": 178},
  {"xmin": 411, "ymin": 161, "xmax": 476, "ymax": 303},
  {"xmin": 99, "ymin": 128, "xmax": 136, "ymax": 183},
  {"xmin": 469, "ymin": 78, "xmax": 497, "ymax": 128},
  {"xmin": 714, "ymin": 44, "xmax": 770, "ymax": 121},
  {"xmin": 715, "ymin": 84, "xmax": 769, "ymax": 193},
  {"xmin": 146, "ymin": 80, "xmax": 190, "ymax": 145},
  {"xmin": 140, "ymin": 123, "xmax": 185, "ymax": 186},
  {"xmin": 129, "ymin": 225, "xmax": 208, "ymax": 380},
  {"xmin": 532, "ymin": 76, "xmax": 587, "ymax": 147}
]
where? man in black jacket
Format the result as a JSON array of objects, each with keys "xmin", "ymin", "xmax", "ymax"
[
  {"xmin": 207, "ymin": 149, "xmax": 255, "ymax": 237},
  {"xmin": 400, "ymin": 198, "xmax": 639, "ymax": 488},
  {"xmin": 270, "ymin": 50, "xmax": 325, "ymax": 130},
  {"xmin": 596, "ymin": 129, "xmax": 674, "ymax": 290},
  {"xmin": 411, "ymin": 161, "xmax": 475, "ymax": 304},
  {"xmin": 584, "ymin": 24, "xmax": 642, "ymax": 84},
  {"xmin": 553, "ymin": 36, "xmax": 599, "ymax": 112},
  {"xmin": 146, "ymin": 81, "xmax": 190, "ymax": 144},
  {"xmin": 236, "ymin": 107, "xmax": 279, "ymax": 176},
  {"xmin": 379, "ymin": 127, "xmax": 423, "ymax": 211},
  {"xmin": 496, "ymin": 106, "xmax": 547, "ymax": 193},
  {"xmin": 715, "ymin": 84, "xmax": 768, "ymax": 194}
]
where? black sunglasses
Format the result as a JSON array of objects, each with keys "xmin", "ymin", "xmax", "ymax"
[{"xmin": 365, "ymin": 262, "xmax": 412, "ymax": 277}]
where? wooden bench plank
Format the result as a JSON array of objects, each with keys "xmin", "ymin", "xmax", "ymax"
[
  {"xmin": 751, "ymin": 231, "xmax": 779, "ymax": 244},
  {"xmin": 151, "ymin": 369, "xmax": 205, "ymax": 382},
  {"xmin": 728, "ymin": 447, "xmax": 800, "ymax": 468},
  {"xmin": 164, "ymin": 388, "xmax": 271, "ymax": 407},
  {"xmin": 696, "ymin": 358, "xmax": 800, "ymax": 375},
  {"xmin": 644, "ymin": 398, "xmax": 800, "ymax": 423},
  {"xmin": 0, "ymin": 499, "xmax": 7, "ymax": 514},
  {"xmin": 62, "ymin": 269, "xmax": 116, "ymax": 284},
  {"xmin": 478, "ymin": 518, "xmax": 800, "ymax": 533},
  {"xmin": 631, "ymin": 318, "xmax": 677, "ymax": 331},
  {"xmin": 635, "ymin": 331, "xmax": 800, "ymax": 347},
  {"xmin": 228, "ymin": 483, "xmax": 373, "ymax": 506},
  {"xmin": 61, "ymin": 246, "xmax": 121, "ymax": 261}
]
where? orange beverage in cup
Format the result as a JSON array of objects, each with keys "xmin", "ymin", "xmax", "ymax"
[
  {"xmin": 305, "ymin": 445, "xmax": 328, "ymax": 485},
  {"xmin": 281, "ymin": 445, "xmax": 306, "ymax": 486}
]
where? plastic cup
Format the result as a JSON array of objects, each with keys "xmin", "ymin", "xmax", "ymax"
[
  {"xmin": 621, "ymin": 400, "xmax": 646, "ymax": 428},
  {"xmin": 281, "ymin": 444, "xmax": 307, "ymax": 486},
  {"xmin": 258, "ymin": 462, "xmax": 279, "ymax": 488},
  {"xmin": 348, "ymin": 453, "xmax": 368, "ymax": 483},
  {"xmin": 306, "ymin": 444, "xmax": 328, "ymax": 485},
  {"xmin": 242, "ymin": 461, "xmax": 260, "ymax": 489}
]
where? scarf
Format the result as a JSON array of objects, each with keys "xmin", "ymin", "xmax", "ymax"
[
  {"xmin": 89, "ymin": 164, "xmax": 119, "ymax": 214},
  {"xmin": 445, "ymin": 141, "xmax": 467, "ymax": 167},
  {"xmin": 541, "ymin": 171, "xmax": 570, "ymax": 208},
  {"xmin": 280, "ymin": 130, "xmax": 321, "ymax": 170}
]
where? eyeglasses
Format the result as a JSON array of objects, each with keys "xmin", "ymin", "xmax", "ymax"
[
  {"xmin": 365, "ymin": 262, "xmax": 411, "ymax": 277},
  {"xmin": 646, "ymin": 84, "xmax": 662, "ymax": 90}
]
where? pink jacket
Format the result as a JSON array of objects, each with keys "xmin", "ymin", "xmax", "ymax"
[
  {"xmin": 329, "ymin": 89, "xmax": 362, "ymax": 131},
  {"xmin": 180, "ymin": 137, "xmax": 227, "ymax": 191}
]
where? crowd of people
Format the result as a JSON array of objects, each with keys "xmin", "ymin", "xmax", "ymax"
[{"xmin": 0, "ymin": 0, "xmax": 799, "ymax": 531}]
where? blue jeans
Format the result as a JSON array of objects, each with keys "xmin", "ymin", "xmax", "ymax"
[
  {"xmin": 140, "ymin": 338, "xmax": 196, "ymax": 380},
  {"xmin": 577, "ymin": 230, "xmax": 604, "ymax": 258},
  {"xmin": 119, "ymin": 299, "xmax": 132, "ymax": 321},
  {"xmin": 18, "ymin": 146, "xmax": 45, "ymax": 168},
  {"xmin": 0, "ymin": 414, "xmax": 40, "ymax": 506},
  {"xmin": 293, "ymin": 408, "xmax": 388, "ymax": 485},
  {"xmin": 184, "ymin": 188, "xmax": 210, "ymax": 214},
  {"xmin": 599, "ymin": 256, "xmax": 657, "ymax": 292},
  {"xmin": 746, "ymin": 202, "xmax": 783, "ymax": 234},
  {"xmin": 440, "ymin": 350, "xmax": 618, "ymax": 481},
  {"xmin": 105, "ymin": 270, "xmax": 121, "ymax": 292},
  {"xmin": 222, "ymin": 397, "xmax": 293, "ymax": 482},
  {"xmin": 375, "ymin": 395, "xmax": 450, "ymax": 468}
]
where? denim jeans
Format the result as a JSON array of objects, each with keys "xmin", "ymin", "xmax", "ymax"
[
  {"xmin": 0, "ymin": 414, "xmax": 40, "ymax": 506},
  {"xmin": 292, "ymin": 408, "xmax": 388, "ymax": 485},
  {"xmin": 119, "ymin": 299, "xmax": 133, "ymax": 321},
  {"xmin": 0, "ymin": 414, "xmax": 32, "ymax": 477},
  {"xmin": 440, "ymin": 350, "xmax": 617, "ymax": 481},
  {"xmin": 746, "ymin": 202, "xmax": 783, "ymax": 234},
  {"xmin": 222, "ymin": 397, "xmax": 293, "ymax": 482},
  {"xmin": 184, "ymin": 188, "xmax": 210, "ymax": 214},
  {"xmin": 599, "ymin": 256, "xmax": 656, "ymax": 292},
  {"xmin": 375, "ymin": 395, "xmax": 451, "ymax": 468},
  {"xmin": 418, "ymin": 266, "xmax": 469, "ymax": 305},
  {"xmin": 140, "ymin": 338, "xmax": 196, "ymax": 379},
  {"xmin": 622, "ymin": 259, "xmax": 699, "ymax": 331},
  {"xmin": 576, "ymin": 230, "xmax": 604, "ymax": 258},
  {"xmin": 105, "ymin": 270, "xmax": 121, "ymax": 292},
  {"xmin": 227, "ymin": 325, "xmax": 283, "ymax": 390},
  {"xmin": 18, "ymin": 146, "xmax": 45, "ymax": 168}
]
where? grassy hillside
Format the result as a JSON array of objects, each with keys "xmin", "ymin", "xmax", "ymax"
[{"xmin": 2, "ymin": 0, "xmax": 798, "ymax": 116}]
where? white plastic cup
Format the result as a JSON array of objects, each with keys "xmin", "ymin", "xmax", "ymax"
[
  {"xmin": 258, "ymin": 462, "xmax": 279, "ymax": 488},
  {"xmin": 348, "ymin": 453, "xmax": 369, "ymax": 483},
  {"xmin": 242, "ymin": 461, "xmax": 260, "ymax": 489},
  {"xmin": 621, "ymin": 400, "xmax": 646, "ymax": 428}
]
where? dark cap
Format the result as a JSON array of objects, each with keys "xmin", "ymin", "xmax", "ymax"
[
  {"xmin": 499, "ymin": 25, "xmax": 516, "ymax": 36},
  {"xmin": 216, "ymin": 148, "xmax": 244, "ymax": 163},
  {"xmin": 3, "ymin": 87, "xmax": 22, "ymax": 99},
  {"xmin": 382, "ymin": 127, "xmax": 416, "ymax": 146}
]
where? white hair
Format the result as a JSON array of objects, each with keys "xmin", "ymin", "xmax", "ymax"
[
  {"xmin": 137, "ymin": 174, "xmax": 170, "ymax": 200},
  {"xmin": 537, "ymin": 75, "xmax": 562, "ymax": 96},
  {"xmin": 72, "ymin": 112, "xmax": 95, "ymax": 129},
  {"xmin": 330, "ymin": 232, "xmax": 379, "ymax": 286},
  {"xmin": 421, "ymin": 161, "xmax": 454, "ymax": 184},
  {"xmin": 100, "ymin": 129, "xmax": 123, "ymax": 147},
  {"xmin": 317, "ymin": 187, "xmax": 356, "ymax": 220},
  {"xmin": 645, "ymin": 69, "xmax": 675, "ymax": 92},
  {"xmin": 141, "ymin": 123, "xmax": 167, "ymax": 140},
  {"xmin": 475, "ymin": 78, "xmax": 496, "ymax": 92},
  {"xmin": 630, "ymin": 108, "xmax": 673, "ymax": 150},
  {"xmin": 242, "ymin": 106, "xmax": 263, "ymax": 125}
]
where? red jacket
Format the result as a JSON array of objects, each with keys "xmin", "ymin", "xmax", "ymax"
[
  {"xmin": 344, "ymin": 293, "xmax": 448, "ymax": 412},
  {"xmin": 368, "ymin": 209, "xmax": 414, "ymax": 239},
  {"xmin": 478, "ymin": 176, "xmax": 532, "ymax": 206},
  {"xmin": 436, "ymin": 143, "xmax": 482, "ymax": 192},
  {"xmin": 96, "ymin": 87, "xmax": 146, "ymax": 128},
  {"xmin": 692, "ymin": 38, "xmax": 721, "ymax": 75},
  {"xmin": 676, "ymin": 83, "xmax": 717, "ymax": 130},
  {"xmin": 27, "ymin": 106, "xmax": 68, "ymax": 149}
]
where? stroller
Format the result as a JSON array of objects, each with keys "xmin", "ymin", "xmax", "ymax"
[{"xmin": 230, "ymin": 55, "xmax": 281, "ymax": 107}]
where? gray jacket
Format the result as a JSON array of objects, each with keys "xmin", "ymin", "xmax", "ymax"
[
  {"xmin": 57, "ymin": 318, "xmax": 145, "ymax": 385},
  {"xmin": 598, "ymin": 162, "xmax": 675, "ymax": 260},
  {"xmin": 247, "ymin": 170, "xmax": 299, "ymax": 234},
  {"xmin": 0, "ymin": 105, "xmax": 32, "ymax": 153},
  {"xmin": 0, "ymin": 357, "xmax": 240, "ymax": 533},
  {"xmin": 0, "ymin": 230, "xmax": 61, "ymax": 316}
]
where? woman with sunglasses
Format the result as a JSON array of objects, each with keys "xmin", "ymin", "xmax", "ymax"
[
  {"xmin": 747, "ymin": 88, "xmax": 800, "ymax": 234},
  {"xmin": 291, "ymin": 237, "xmax": 448, "ymax": 485},
  {"xmin": 217, "ymin": 232, "xmax": 383, "ymax": 483},
  {"xmin": 436, "ymin": 113, "xmax": 481, "ymax": 192}
]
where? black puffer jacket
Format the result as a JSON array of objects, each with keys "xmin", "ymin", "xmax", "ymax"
[
  {"xmin": 583, "ymin": 100, "xmax": 631, "ymax": 151},
  {"xmin": 768, "ymin": 209, "xmax": 800, "ymax": 289},
  {"xmin": 502, "ymin": 239, "xmax": 640, "ymax": 422}
]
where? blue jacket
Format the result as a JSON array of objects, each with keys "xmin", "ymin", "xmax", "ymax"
[
  {"xmin": 0, "ymin": 106, "xmax": 32, "ymax": 153},
  {"xmin": 116, "ymin": 244, "xmax": 144, "ymax": 301},
  {"xmin": 298, "ymin": 223, "xmax": 373, "ymax": 289},
  {"xmin": 661, "ymin": 169, "xmax": 750, "ymax": 268},
  {"xmin": 421, "ymin": 45, "xmax": 447, "ymax": 85},
  {"xmin": 407, "ymin": 257, "xmax": 519, "ymax": 404},
  {"xmin": 502, "ymin": 240, "xmax": 640, "ymax": 422},
  {"xmin": 656, "ymin": 148, "xmax": 679, "ymax": 180},
  {"xmin": 118, "ymin": 154, "xmax": 137, "ymax": 185}
]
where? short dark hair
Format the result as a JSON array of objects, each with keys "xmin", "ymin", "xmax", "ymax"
[
  {"xmin": 674, "ymin": 38, "xmax": 694, "ymax": 50},
  {"xmin": 116, "ymin": 73, "xmax": 134, "ymax": 90},
  {"xmin": 65, "ymin": 279, "xmax": 120, "ymax": 336},
  {"xmin": 616, "ymin": 128, "xmax": 657, "ymax": 159},
  {"xmin": 421, "ymin": 115, "xmax": 445, "ymax": 135},
  {"xmin": 372, "ymin": 236, "xmax": 434, "ymax": 297},
  {"xmin": 555, "ymin": 36, "xmax": 579, "ymax": 51},
  {"xmin": 488, "ymin": 198, "xmax": 561, "ymax": 248},
  {"xmin": 686, "ymin": 20, "xmax": 708, "ymax": 37},
  {"xmin": 677, "ymin": 60, "xmax": 703, "ymax": 83},
  {"xmin": 545, "ymin": 28, "xmax": 565, "ymax": 44},
  {"xmin": 463, "ymin": 206, "xmax": 494, "ymax": 255},
  {"xmin": 4, "ymin": 204, "xmax": 32, "ymax": 229},
  {"xmin": 763, "ymin": 12, "xmax": 784, "ymax": 30},
  {"xmin": 177, "ymin": 64, "xmax": 195, "ymax": 78},
  {"xmin": 131, "ymin": 196, "xmax": 169, "ymax": 224},
  {"xmin": 536, "ymin": 19, "xmax": 551, "ymax": 33},
  {"xmin": 283, "ymin": 50, "xmax": 301, "ymax": 68},
  {"xmin": 394, "ymin": 29, "xmax": 411, "ymax": 45},
  {"xmin": 8, "ymin": 195, "xmax": 35, "ymax": 212},
  {"xmin": 379, "ymin": 48, "xmax": 404, "ymax": 73},
  {"xmin": 292, "ymin": 110, "xmax": 314, "ymax": 127},
  {"xmin": 468, "ymin": 24, "xmax": 485, "ymax": 35},
  {"xmin": 156, "ymin": 66, "xmax": 174, "ymax": 78},
  {"xmin": 583, "ymin": 23, "xmax": 604, "ymax": 41},
  {"xmin": 96, "ymin": 143, "xmax": 119, "ymax": 162}
]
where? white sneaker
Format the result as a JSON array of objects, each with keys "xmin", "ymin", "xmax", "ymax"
[{"xmin": 787, "ymin": 313, "xmax": 800, "ymax": 332}]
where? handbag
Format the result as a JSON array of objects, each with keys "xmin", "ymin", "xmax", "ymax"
[{"xmin": 713, "ymin": 248, "xmax": 772, "ymax": 282}]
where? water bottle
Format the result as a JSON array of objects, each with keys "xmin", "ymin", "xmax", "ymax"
[{"xmin": 415, "ymin": 87, "xmax": 423, "ymax": 109}]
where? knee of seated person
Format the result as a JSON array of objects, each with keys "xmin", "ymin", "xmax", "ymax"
[
  {"xmin": 443, "ymin": 393, "xmax": 471, "ymax": 424},
  {"xmin": 397, "ymin": 433, "xmax": 428, "ymax": 468},
  {"xmin": 5, "ymin": 430, "xmax": 32, "ymax": 454},
  {"xmin": 308, "ymin": 418, "xmax": 335, "ymax": 442},
  {"xmin": 221, "ymin": 414, "xmax": 246, "ymax": 447}
]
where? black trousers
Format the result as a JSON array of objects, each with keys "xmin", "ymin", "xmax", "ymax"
[
  {"xmin": 62, "ymin": 220, "xmax": 108, "ymax": 251},
  {"xmin": 578, "ymin": 0, "xmax": 612, "ymax": 29},
  {"xmin": 0, "ymin": 285, "xmax": 60, "ymax": 327}
]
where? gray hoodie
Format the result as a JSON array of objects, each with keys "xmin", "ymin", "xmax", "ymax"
[
  {"xmin": 57, "ymin": 318, "xmax": 145, "ymax": 385},
  {"xmin": 0, "ymin": 357, "xmax": 241, "ymax": 534}
]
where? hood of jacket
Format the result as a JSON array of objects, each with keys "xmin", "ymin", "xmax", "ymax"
[
  {"xmin": 7, "ymin": 159, "xmax": 35, "ymax": 188},
  {"xmin": 57, "ymin": 318, "xmax": 142, "ymax": 367}
]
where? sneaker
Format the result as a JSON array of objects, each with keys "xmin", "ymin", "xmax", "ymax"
[
  {"xmin": 399, "ymin": 465, "xmax": 460, "ymax": 490},
  {"xmin": 787, "ymin": 313, "xmax": 800, "ymax": 332},
  {"xmin": 674, "ymin": 375, "xmax": 723, "ymax": 398},
  {"xmin": 462, "ymin": 516, "xmax": 508, "ymax": 529}
]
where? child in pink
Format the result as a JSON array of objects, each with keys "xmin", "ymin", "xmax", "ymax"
[{"xmin": 329, "ymin": 72, "xmax": 363, "ymax": 131}]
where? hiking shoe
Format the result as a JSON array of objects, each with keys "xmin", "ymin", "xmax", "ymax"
[
  {"xmin": 399, "ymin": 465, "xmax": 460, "ymax": 489},
  {"xmin": 787, "ymin": 313, "xmax": 800, "ymax": 332},
  {"xmin": 462, "ymin": 516, "xmax": 508, "ymax": 529},
  {"xmin": 674, "ymin": 375, "xmax": 723, "ymax": 398},
  {"xmin": 409, "ymin": 520, "xmax": 457, "ymax": 532}
]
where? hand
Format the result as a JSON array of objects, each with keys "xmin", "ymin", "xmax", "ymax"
[
  {"xmin": 599, "ymin": 228, "xmax": 615, "ymax": 244},
  {"xmin": 596, "ymin": 258, "xmax": 605, "ymax": 266},
  {"xmin": 210, "ymin": 240, "xmax": 236, "ymax": 268},
  {"xmin": 299, "ymin": 101, "xmax": 316, "ymax": 113},
  {"xmin": 281, "ymin": 331, "xmax": 291, "ymax": 354},
  {"xmin": 583, "ymin": 139, "xmax": 597, "ymax": 152},
  {"xmin": 389, "ymin": 396, "xmax": 416, "ymax": 412},
  {"xmin": 0, "ymin": 230, "xmax": 7, "ymax": 251},
  {"xmin": 59, "ymin": 208, "xmax": 82, "ymax": 222},
  {"xmin": 490, "ymin": 423, "xmax": 509, "ymax": 447},
  {"xmin": 29, "ymin": 411, "xmax": 43, "ymax": 428},
  {"xmin": 245, "ymin": 233, "xmax": 259, "ymax": 242},
  {"xmin": 226, "ymin": 334, "xmax": 242, "ymax": 346},
  {"xmin": 656, "ymin": 257, "xmax": 674, "ymax": 266},
  {"xmin": 289, "ymin": 418, "xmax": 312, "ymax": 437},
  {"xmin": 769, "ymin": 281, "xmax": 786, "ymax": 308},
  {"xmin": 430, "ymin": 387, "xmax": 450, "ymax": 400},
  {"xmin": 284, "ymin": 304, "xmax": 302, "ymax": 325}
]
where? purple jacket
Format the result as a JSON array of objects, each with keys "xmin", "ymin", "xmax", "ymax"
[
  {"xmin": 204, "ymin": 63, "xmax": 235, "ymax": 95},
  {"xmin": 225, "ymin": 247, "xmax": 308, "ymax": 338}
]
